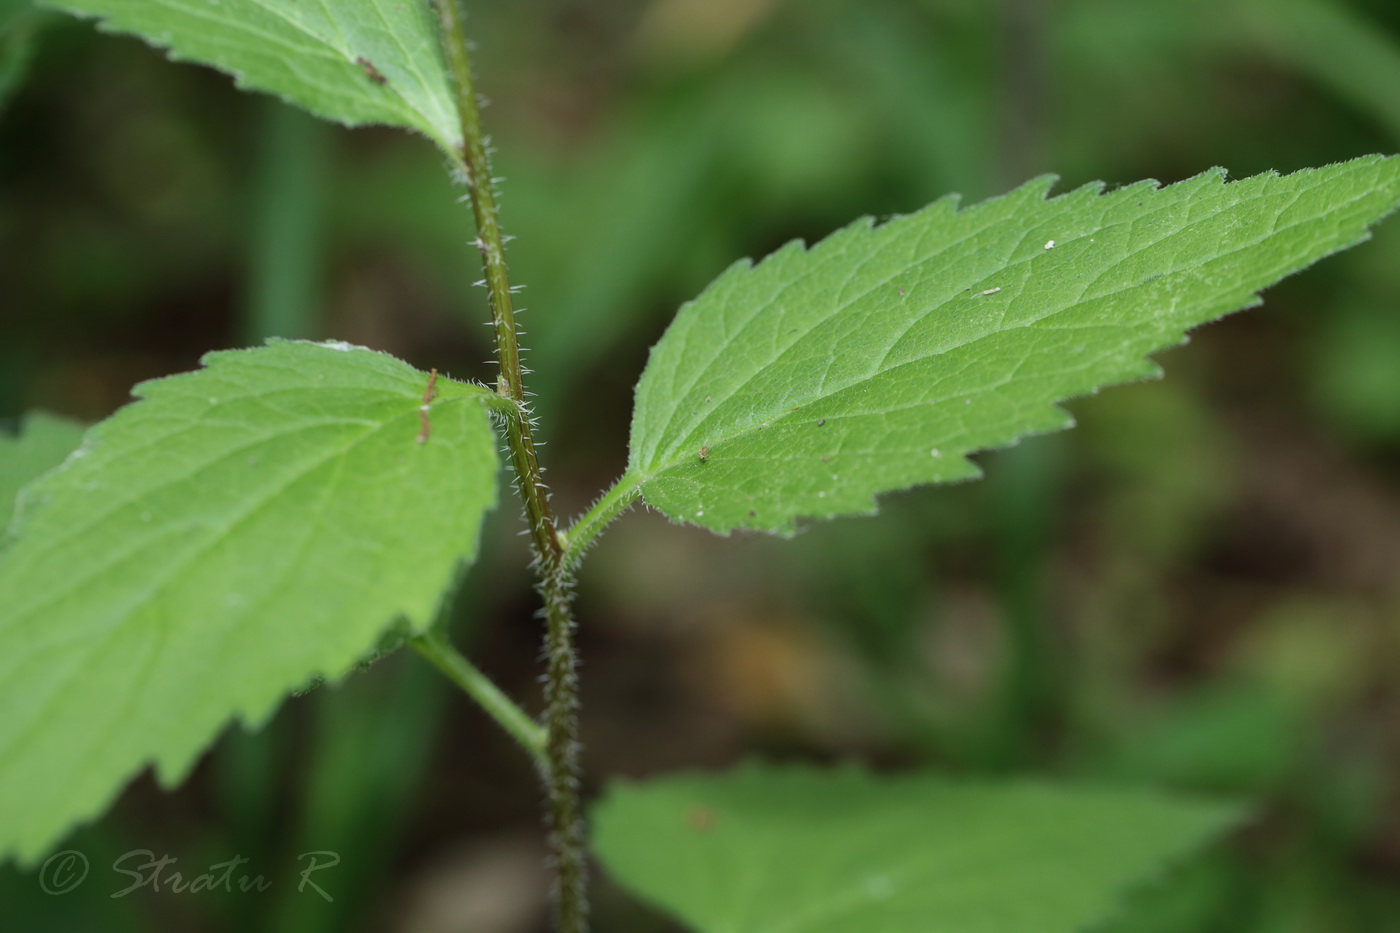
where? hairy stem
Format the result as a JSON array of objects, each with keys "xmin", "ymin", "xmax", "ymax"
[
  {"xmin": 538, "ymin": 559, "xmax": 585, "ymax": 932},
  {"xmin": 434, "ymin": 3, "xmax": 586, "ymax": 931},
  {"xmin": 436, "ymin": 0, "xmax": 555, "ymax": 562}
]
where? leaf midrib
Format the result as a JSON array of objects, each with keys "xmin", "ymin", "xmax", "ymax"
[{"xmin": 642, "ymin": 183, "xmax": 1176, "ymax": 469}]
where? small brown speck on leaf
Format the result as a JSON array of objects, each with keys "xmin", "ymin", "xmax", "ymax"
[
  {"xmin": 688, "ymin": 806, "xmax": 716, "ymax": 831},
  {"xmin": 356, "ymin": 56, "xmax": 387, "ymax": 85}
]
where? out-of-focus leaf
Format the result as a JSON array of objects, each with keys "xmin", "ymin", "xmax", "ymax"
[
  {"xmin": 1244, "ymin": 0, "xmax": 1400, "ymax": 144},
  {"xmin": 593, "ymin": 763, "xmax": 1242, "ymax": 933},
  {"xmin": 0, "ymin": 410, "xmax": 85, "ymax": 535}
]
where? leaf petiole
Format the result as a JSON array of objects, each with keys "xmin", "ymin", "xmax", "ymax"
[
  {"xmin": 561, "ymin": 476, "xmax": 643, "ymax": 570},
  {"xmin": 409, "ymin": 630, "xmax": 546, "ymax": 764}
]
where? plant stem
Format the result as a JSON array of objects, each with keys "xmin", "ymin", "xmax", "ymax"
[
  {"xmin": 436, "ymin": 8, "xmax": 556, "ymax": 563},
  {"xmin": 434, "ymin": 3, "xmax": 587, "ymax": 931},
  {"xmin": 243, "ymin": 99, "xmax": 326, "ymax": 343},
  {"xmin": 410, "ymin": 632, "xmax": 547, "ymax": 763}
]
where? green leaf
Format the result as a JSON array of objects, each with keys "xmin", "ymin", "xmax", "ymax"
[
  {"xmin": 47, "ymin": 0, "xmax": 461, "ymax": 153},
  {"xmin": 1, "ymin": 411, "xmax": 85, "ymax": 537},
  {"xmin": 0, "ymin": 340, "xmax": 497, "ymax": 863},
  {"xmin": 592, "ymin": 764, "xmax": 1242, "ymax": 933},
  {"xmin": 627, "ymin": 156, "xmax": 1400, "ymax": 534}
]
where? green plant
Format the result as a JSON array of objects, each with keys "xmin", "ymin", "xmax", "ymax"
[{"xmin": 3, "ymin": 2, "xmax": 1399, "ymax": 932}]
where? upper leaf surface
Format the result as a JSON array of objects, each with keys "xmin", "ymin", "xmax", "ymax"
[
  {"xmin": 48, "ymin": 0, "xmax": 460, "ymax": 152},
  {"xmin": 628, "ymin": 156, "xmax": 1400, "ymax": 533},
  {"xmin": 592, "ymin": 764, "xmax": 1242, "ymax": 933},
  {"xmin": 0, "ymin": 340, "xmax": 497, "ymax": 863},
  {"xmin": 0, "ymin": 411, "xmax": 85, "ymax": 537}
]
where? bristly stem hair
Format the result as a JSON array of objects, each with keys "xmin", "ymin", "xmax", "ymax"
[{"xmin": 433, "ymin": 1, "xmax": 587, "ymax": 930}]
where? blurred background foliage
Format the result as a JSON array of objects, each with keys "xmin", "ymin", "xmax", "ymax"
[{"xmin": 2, "ymin": 0, "xmax": 1399, "ymax": 930}]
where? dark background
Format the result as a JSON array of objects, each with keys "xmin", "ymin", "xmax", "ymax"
[{"xmin": 2, "ymin": 0, "xmax": 1399, "ymax": 930}]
